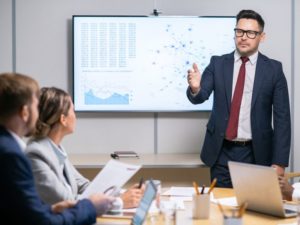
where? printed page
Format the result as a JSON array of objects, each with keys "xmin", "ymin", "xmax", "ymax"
[{"xmin": 79, "ymin": 159, "xmax": 141, "ymax": 199}]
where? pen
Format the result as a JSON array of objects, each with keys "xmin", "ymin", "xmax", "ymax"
[
  {"xmin": 138, "ymin": 177, "xmax": 144, "ymax": 189},
  {"xmin": 207, "ymin": 178, "xmax": 217, "ymax": 194},
  {"xmin": 193, "ymin": 181, "xmax": 200, "ymax": 195},
  {"xmin": 200, "ymin": 185, "xmax": 205, "ymax": 194}
]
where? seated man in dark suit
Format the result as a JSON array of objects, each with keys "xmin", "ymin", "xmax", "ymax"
[{"xmin": 0, "ymin": 72, "xmax": 115, "ymax": 225}]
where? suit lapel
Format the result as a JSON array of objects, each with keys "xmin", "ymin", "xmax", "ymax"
[
  {"xmin": 43, "ymin": 139, "xmax": 77, "ymax": 195},
  {"xmin": 43, "ymin": 140, "xmax": 63, "ymax": 177},
  {"xmin": 63, "ymin": 161, "xmax": 78, "ymax": 195},
  {"xmin": 223, "ymin": 53, "xmax": 235, "ymax": 112},
  {"xmin": 251, "ymin": 53, "xmax": 266, "ymax": 108}
]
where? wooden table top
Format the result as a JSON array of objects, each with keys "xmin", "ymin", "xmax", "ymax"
[{"xmin": 97, "ymin": 188, "xmax": 297, "ymax": 225}]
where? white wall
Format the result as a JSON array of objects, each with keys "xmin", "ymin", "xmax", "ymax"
[
  {"xmin": 0, "ymin": 0, "xmax": 12, "ymax": 71},
  {"xmin": 0, "ymin": 1, "xmax": 296, "ymax": 166}
]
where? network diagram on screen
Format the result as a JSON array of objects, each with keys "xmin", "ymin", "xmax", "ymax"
[{"xmin": 73, "ymin": 16, "xmax": 235, "ymax": 112}]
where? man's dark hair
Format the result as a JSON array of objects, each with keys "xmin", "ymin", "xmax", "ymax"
[{"xmin": 236, "ymin": 10, "xmax": 265, "ymax": 31}]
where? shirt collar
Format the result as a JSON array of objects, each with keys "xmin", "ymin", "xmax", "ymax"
[
  {"xmin": 7, "ymin": 129, "xmax": 27, "ymax": 151},
  {"xmin": 234, "ymin": 50, "xmax": 258, "ymax": 65},
  {"xmin": 47, "ymin": 138, "xmax": 67, "ymax": 165}
]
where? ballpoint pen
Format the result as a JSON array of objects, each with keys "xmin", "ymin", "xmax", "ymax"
[
  {"xmin": 200, "ymin": 185, "xmax": 205, "ymax": 194},
  {"xmin": 138, "ymin": 177, "xmax": 144, "ymax": 189}
]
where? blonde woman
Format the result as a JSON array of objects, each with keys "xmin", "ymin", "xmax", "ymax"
[{"xmin": 26, "ymin": 87, "xmax": 144, "ymax": 208}]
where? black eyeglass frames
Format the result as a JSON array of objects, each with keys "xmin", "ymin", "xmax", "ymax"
[{"xmin": 234, "ymin": 28, "xmax": 262, "ymax": 39}]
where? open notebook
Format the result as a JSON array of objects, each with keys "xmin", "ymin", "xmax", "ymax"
[
  {"xmin": 97, "ymin": 179, "xmax": 157, "ymax": 225},
  {"xmin": 228, "ymin": 161, "xmax": 297, "ymax": 218}
]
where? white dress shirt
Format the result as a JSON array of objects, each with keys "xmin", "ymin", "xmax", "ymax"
[{"xmin": 232, "ymin": 51, "xmax": 258, "ymax": 141}]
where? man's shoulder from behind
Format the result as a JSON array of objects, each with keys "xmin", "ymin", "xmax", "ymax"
[
  {"xmin": 0, "ymin": 126, "xmax": 16, "ymax": 151},
  {"xmin": 0, "ymin": 126, "xmax": 20, "ymax": 155}
]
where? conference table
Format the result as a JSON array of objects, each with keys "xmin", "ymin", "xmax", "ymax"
[{"xmin": 97, "ymin": 188, "xmax": 298, "ymax": 225}]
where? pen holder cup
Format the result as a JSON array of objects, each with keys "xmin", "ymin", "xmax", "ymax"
[
  {"xmin": 223, "ymin": 217, "xmax": 243, "ymax": 225},
  {"xmin": 160, "ymin": 201, "xmax": 177, "ymax": 225},
  {"xmin": 192, "ymin": 193, "xmax": 210, "ymax": 219}
]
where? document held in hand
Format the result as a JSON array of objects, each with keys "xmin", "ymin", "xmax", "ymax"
[{"xmin": 78, "ymin": 159, "xmax": 141, "ymax": 199}]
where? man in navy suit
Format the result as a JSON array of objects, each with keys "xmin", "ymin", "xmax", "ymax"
[
  {"xmin": 0, "ymin": 73, "xmax": 115, "ymax": 225},
  {"xmin": 187, "ymin": 10, "xmax": 291, "ymax": 187}
]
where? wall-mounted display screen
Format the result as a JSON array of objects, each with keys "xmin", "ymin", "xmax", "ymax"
[{"xmin": 73, "ymin": 16, "xmax": 235, "ymax": 112}]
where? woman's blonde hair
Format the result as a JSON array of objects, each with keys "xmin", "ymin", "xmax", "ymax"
[{"xmin": 34, "ymin": 87, "xmax": 71, "ymax": 139}]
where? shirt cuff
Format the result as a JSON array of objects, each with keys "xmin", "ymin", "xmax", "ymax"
[
  {"xmin": 292, "ymin": 183, "xmax": 300, "ymax": 201},
  {"xmin": 190, "ymin": 89, "xmax": 199, "ymax": 97}
]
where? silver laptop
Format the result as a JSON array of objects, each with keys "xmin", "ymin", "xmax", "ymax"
[
  {"xmin": 228, "ymin": 161, "xmax": 297, "ymax": 218},
  {"xmin": 97, "ymin": 179, "xmax": 158, "ymax": 225}
]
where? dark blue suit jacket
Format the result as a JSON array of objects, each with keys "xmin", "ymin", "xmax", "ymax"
[
  {"xmin": 187, "ymin": 52, "xmax": 291, "ymax": 167},
  {"xmin": 0, "ymin": 126, "xmax": 97, "ymax": 225}
]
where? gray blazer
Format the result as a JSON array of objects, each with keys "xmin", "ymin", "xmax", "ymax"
[{"xmin": 25, "ymin": 138, "xmax": 90, "ymax": 204}]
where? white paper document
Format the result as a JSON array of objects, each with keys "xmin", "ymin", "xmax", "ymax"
[
  {"xmin": 162, "ymin": 187, "xmax": 209, "ymax": 197},
  {"xmin": 210, "ymin": 196, "xmax": 238, "ymax": 207},
  {"xmin": 79, "ymin": 159, "xmax": 141, "ymax": 199},
  {"xmin": 162, "ymin": 187, "xmax": 214, "ymax": 202}
]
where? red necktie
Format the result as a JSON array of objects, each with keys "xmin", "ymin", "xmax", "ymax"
[{"xmin": 226, "ymin": 57, "xmax": 249, "ymax": 140}]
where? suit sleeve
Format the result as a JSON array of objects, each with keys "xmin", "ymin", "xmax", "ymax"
[
  {"xmin": 67, "ymin": 159, "xmax": 90, "ymax": 195},
  {"xmin": 27, "ymin": 153, "xmax": 76, "ymax": 204},
  {"xmin": 187, "ymin": 56, "xmax": 215, "ymax": 104},
  {"xmin": 0, "ymin": 152, "xmax": 96, "ymax": 225},
  {"xmin": 271, "ymin": 62, "xmax": 291, "ymax": 166}
]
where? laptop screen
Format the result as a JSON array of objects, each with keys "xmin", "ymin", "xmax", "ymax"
[{"xmin": 131, "ymin": 179, "xmax": 157, "ymax": 225}]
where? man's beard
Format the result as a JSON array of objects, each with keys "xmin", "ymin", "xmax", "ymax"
[{"xmin": 24, "ymin": 108, "xmax": 37, "ymax": 137}]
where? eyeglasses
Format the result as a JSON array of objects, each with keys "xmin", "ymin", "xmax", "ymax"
[{"xmin": 234, "ymin": 28, "xmax": 262, "ymax": 39}]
